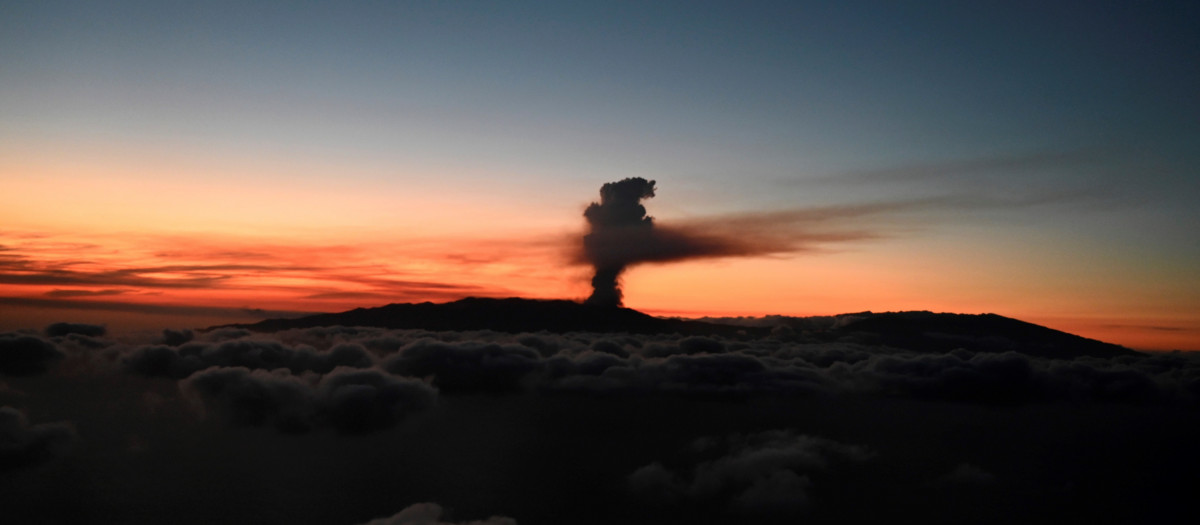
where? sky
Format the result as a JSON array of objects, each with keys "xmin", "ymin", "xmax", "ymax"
[{"xmin": 1, "ymin": 0, "xmax": 1198, "ymax": 350}]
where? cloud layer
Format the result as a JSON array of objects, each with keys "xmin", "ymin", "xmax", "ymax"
[
  {"xmin": 0, "ymin": 406, "xmax": 78, "ymax": 471},
  {"xmin": 180, "ymin": 366, "xmax": 436, "ymax": 434},
  {"xmin": 360, "ymin": 502, "xmax": 516, "ymax": 525},
  {"xmin": 2, "ymin": 322, "xmax": 1198, "ymax": 523},
  {"xmin": 630, "ymin": 430, "xmax": 873, "ymax": 515}
]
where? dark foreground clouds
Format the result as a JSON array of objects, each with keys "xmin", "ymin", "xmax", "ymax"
[
  {"xmin": 360, "ymin": 502, "xmax": 516, "ymax": 525},
  {"xmin": 181, "ymin": 366, "xmax": 436, "ymax": 434},
  {"xmin": 0, "ymin": 333, "xmax": 64, "ymax": 376},
  {"xmin": 43, "ymin": 322, "xmax": 106, "ymax": 338},
  {"xmin": 107, "ymin": 326, "xmax": 1200, "ymax": 409},
  {"xmin": 630, "ymin": 430, "xmax": 873, "ymax": 516},
  {"xmin": 109, "ymin": 326, "xmax": 1200, "ymax": 406},
  {"xmin": 1, "ymin": 323, "xmax": 1198, "ymax": 524},
  {"xmin": 0, "ymin": 406, "xmax": 77, "ymax": 470},
  {"xmin": 124, "ymin": 339, "xmax": 376, "ymax": 379},
  {"xmin": 382, "ymin": 340, "xmax": 542, "ymax": 394}
]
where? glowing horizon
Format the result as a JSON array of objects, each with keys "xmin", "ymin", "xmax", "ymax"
[{"xmin": 1, "ymin": 220, "xmax": 1195, "ymax": 351}]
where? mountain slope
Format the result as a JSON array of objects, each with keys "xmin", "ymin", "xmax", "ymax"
[
  {"xmin": 828, "ymin": 311, "xmax": 1136, "ymax": 358},
  {"xmin": 218, "ymin": 298, "xmax": 1138, "ymax": 358},
  {"xmin": 226, "ymin": 297, "xmax": 761, "ymax": 337}
]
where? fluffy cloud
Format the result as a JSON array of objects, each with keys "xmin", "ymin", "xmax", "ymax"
[
  {"xmin": 546, "ymin": 341, "xmax": 1200, "ymax": 405},
  {"xmin": 0, "ymin": 333, "xmax": 64, "ymax": 376},
  {"xmin": 3, "ymin": 321, "xmax": 1199, "ymax": 524},
  {"xmin": 938, "ymin": 463, "xmax": 998, "ymax": 486},
  {"xmin": 44, "ymin": 322, "xmax": 106, "ymax": 337},
  {"xmin": 180, "ymin": 366, "xmax": 436, "ymax": 434},
  {"xmin": 359, "ymin": 502, "xmax": 516, "ymax": 525},
  {"xmin": 4, "ymin": 315, "xmax": 1189, "ymax": 421},
  {"xmin": 123, "ymin": 339, "xmax": 376, "ymax": 379},
  {"xmin": 0, "ymin": 406, "xmax": 78, "ymax": 470},
  {"xmin": 383, "ymin": 339, "xmax": 543, "ymax": 394},
  {"xmin": 104, "ymin": 325, "xmax": 1200, "ymax": 406},
  {"xmin": 629, "ymin": 430, "xmax": 872, "ymax": 516}
]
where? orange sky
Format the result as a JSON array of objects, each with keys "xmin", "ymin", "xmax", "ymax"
[
  {"xmin": 1, "ymin": 199, "xmax": 1196, "ymax": 351},
  {"xmin": 3, "ymin": 146, "xmax": 1197, "ymax": 351}
]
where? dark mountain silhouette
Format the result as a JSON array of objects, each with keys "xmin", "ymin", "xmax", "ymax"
[
  {"xmin": 224, "ymin": 297, "xmax": 761, "ymax": 337},
  {"xmin": 825, "ymin": 311, "xmax": 1137, "ymax": 359},
  {"xmin": 218, "ymin": 297, "xmax": 1138, "ymax": 358}
]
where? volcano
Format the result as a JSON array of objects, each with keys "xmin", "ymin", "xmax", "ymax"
[{"xmin": 218, "ymin": 297, "xmax": 1137, "ymax": 359}]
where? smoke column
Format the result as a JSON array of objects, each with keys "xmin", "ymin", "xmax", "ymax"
[
  {"xmin": 582, "ymin": 178, "xmax": 657, "ymax": 307},
  {"xmin": 578, "ymin": 178, "xmax": 904, "ymax": 308}
]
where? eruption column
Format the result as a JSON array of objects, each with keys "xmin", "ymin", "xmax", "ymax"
[{"xmin": 582, "ymin": 178, "xmax": 657, "ymax": 307}]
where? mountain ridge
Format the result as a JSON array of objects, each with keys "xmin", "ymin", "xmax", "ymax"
[{"xmin": 216, "ymin": 297, "xmax": 1137, "ymax": 359}]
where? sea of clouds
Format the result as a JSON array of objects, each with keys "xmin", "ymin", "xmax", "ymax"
[{"xmin": 2, "ymin": 322, "xmax": 1198, "ymax": 524}]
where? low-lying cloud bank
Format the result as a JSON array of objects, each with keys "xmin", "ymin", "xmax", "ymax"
[
  {"xmin": 180, "ymin": 366, "xmax": 437, "ymax": 434},
  {"xmin": 0, "ymin": 332, "xmax": 65, "ymax": 376},
  {"xmin": 4, "ymin": 324, "xmax": 1198, "ymax": 416},
  {"xmin": 359, "ymin": 502, "xmax": 516, "ymax": 525},
  {"xmin": 630, "ymin": 430, "xmax": 873, "ymax": 516},
  {"xmin": 2, "ymin": 322, "xmax": 1197, "ymax": 524},
  {"xmin": 0, "ymin": 406, "xmax": 77, "ymax": 470},
  {"xmin": 101, "ymin": 326, "xmax": 1200, "ymax": 408}
]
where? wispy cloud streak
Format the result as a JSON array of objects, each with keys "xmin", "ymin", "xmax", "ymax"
[
  {"xmin": 0, "ymin": 231, "xmax": 538, "ymax": 318},
  {"xmin": 0, "ymin": 296, "xmax": 312, "ymax": 319}
]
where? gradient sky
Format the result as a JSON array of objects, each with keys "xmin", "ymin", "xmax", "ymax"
[{"xmin": 1, "ymin": 0, "xmax": 1197, "ymax": 350}]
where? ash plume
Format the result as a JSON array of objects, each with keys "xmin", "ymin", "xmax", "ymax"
[
  {"xmin": 580, "ymin": 178, "xmax": 884, "ymax": 307},
  {"xmin": 582, "ymin": 178, "xmax": 658, "ymax": 307},
  {"xmin": 579, "ymin": 179, "xmax": 1034, "ymax": 307}
]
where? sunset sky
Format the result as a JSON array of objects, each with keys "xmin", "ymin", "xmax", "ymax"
[{"xmin": 1, "ymin": 1, "xmax": 1197, "ymax": 350}]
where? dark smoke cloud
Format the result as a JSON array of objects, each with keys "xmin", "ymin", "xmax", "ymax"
[
  {"xmin": 582, "ymin": 177, "xmax": 659, "ymax": 307},
  {"xmin": 580, "ymin": 179, "xmax": 922, "ymax": 306},
  {"xmin": 816, "ymin": 148, "xmax": 1097, "ymax": 184},
  {"xmin": 576, "ymin": 174, "xmax": 1112, "ymax": 309}
]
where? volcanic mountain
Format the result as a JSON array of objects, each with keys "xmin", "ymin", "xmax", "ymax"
[
  {"xmin": 225, "ymin": 297, "xmax": 753, "ymax": 336},
  {"xmin": 220, "ymin": 297, "xmax": 1137, "ymax": 359}
]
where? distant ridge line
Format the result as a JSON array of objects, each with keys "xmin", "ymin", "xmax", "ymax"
[
  {"xmin": 221, "ymin": 297, "xmax": 757, "ymax": 337},
  {"xmin": 215, "ymin": 297, "xmax": 1137, "ymax": 359}
]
